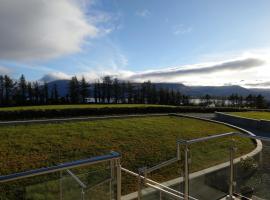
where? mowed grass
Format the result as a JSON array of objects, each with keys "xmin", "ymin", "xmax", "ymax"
[
  {"xmin": 228, "ymin": 111, "xmax": 270, "ymax": 120},
  {"xmin": 0, "ymin": 104, "xmax": 175, "ymax": 111},
  {"xmin": 0, "ymin": 116, "xmax": 255, "ymax": 195},
  {"xmin": 0, "ymin": 116, "xmax": 254, "ymax": 174}
]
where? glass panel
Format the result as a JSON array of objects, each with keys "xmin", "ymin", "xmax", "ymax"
[
  {"xmin": 189, "ymin": 138, "xmax": 231, "ymax": 200},
  {"xmin": 235, "ymin": 139, "xmax": 270, "ymax": 200},
  {"xmin": 61, "ymin": 162, "xmax": 113, "ymax": 200},
  {"xmin": 140, "ymin": 185, "xmax": 182, "ymax": 200},
  {"xmin": 0, "ymin": 159, "xmax": 116, "ymax": 200},
  {"xmin": 0, "ymin": 171, "xmax": 61, "ymax": 200}
]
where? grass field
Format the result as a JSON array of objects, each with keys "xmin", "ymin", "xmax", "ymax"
[
  {"xmin": 0, "ymin": 104, "xmax": 175, "ymax": 111},
  {"xmin": 229, "ymin": 111, "xmax": 270, "ymax": 120},
  {"xmin": 0, "ymin": 116, "xmax": 255, "ymax": 197}
]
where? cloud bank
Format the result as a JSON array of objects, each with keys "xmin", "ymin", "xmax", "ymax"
[
  {"xmin": 129, "ymin": 57, "xmax": 265, "ymax": 81},
  {"xmin": 0, "ymin": 0, "xmax": 100, "ymax": 61},
  {"xmin": 40, "ymin": 56, "xmax": 266, "ymax": 85}
]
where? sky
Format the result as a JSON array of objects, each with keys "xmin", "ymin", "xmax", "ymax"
[{"xmin": 0, "ymin": 0, "xmax": 270, "ymax": 87}]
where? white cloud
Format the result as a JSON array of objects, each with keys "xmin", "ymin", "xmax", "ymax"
[
  {"xmin": 40, "ymin": 72, "xmax": 71, "ymax": 82},
  {"xmin": 0, "ymin": 66, "xmax": 11, "ymax": 74},
  {"xmin": 136, "ymin": 9, "xmax": 151, "ymax": 17},
  {"xmin": 173, "ymin": 24, "xmax": 192, "ymax": 35},
  {"xmin": 0, "ymin": 0, "xmax": 107, "ymax": 61}
]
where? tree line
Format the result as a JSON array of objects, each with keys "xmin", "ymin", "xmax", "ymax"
[
  {"xmin": 199, "ymin": 93, "xmax": 267, "ymax": 108},
  {"xmin": 0, "ymin": 74, "xmax": 60, "ymax": 106},
  {"xmin": 0, "ymin": 74, "xmax": 268, "ymax": 108},
  {"xmin": 70, "ymin": 76, "xmax": 190, "ymax": 105}
]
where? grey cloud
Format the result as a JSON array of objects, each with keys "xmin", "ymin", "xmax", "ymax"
[
  {"xmin": 0, "ymin": 0, "xmax": 98, "ymax": 61},
  {"xmin": 245, "ymin": 81, "xmax": 270, "ymax": 87},
  {"xmin": 130, "ymin": 58, "xmax": 265, "ymax": 80}
]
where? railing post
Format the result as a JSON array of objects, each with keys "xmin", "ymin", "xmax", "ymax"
[
  {"xmin": 81, "ymin": 188, "xmax": 85, "ymax": 200},
  {"xmin": 59, "ymin": 171, "xmax": 63, "ymax": 200},
  {"xmin": 110, "ymin": 160, "xmax": 114, "ymax": 200},
  {"xmin": 137, "ymin": 167, "xmax": 147, "ymax": 200},
  {"xmin": 116, "ymin": 158, "xmax": 121, "ymax": 200},
  {"xmin": 137, "ymin": 172, "xmax": 142, "ymax": 200},
  {"xmin": 228, "ymin": 139, "xmax": 236, "ymax": 200},
  {"xmin": 184, "ymin": 144, "xmax": 190, "ymax": 200}
]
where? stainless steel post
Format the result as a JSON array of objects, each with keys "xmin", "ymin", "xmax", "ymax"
[
  {"xmin": 137, "ymin": 167, "xmax": 146, "ymax": 200},
  {"xmin": 59, "ymin": 171, "xmax": 63, "ymax": 200},
  {"xmin": 177, "ymin": 143, "xmax": 181, "ymax": 160},
  {"xmin": 137, "ymin": 172, "xmax": 142, "ymax": 200},
  {"xmin": 184, "ymin": 144, "xmax": 190, "ymax": 200},
  {"xmin": 116, "ymin": 159, "xmax": 121, "ymax": 200},
  {"xmin": 110, "ymin": 160, "xmax": 114, "ymax": 199},
  {"xmin": 81, "ymin": 188, "xmax": 85, "ymax": 200},
  {"xmin": 229, "ymin": 141, "xmax": 235, "ymax": 199}
]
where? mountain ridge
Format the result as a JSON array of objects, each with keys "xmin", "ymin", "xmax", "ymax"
[{"xmin": 47, "ymin": 80, "xmax": 270, "ymax": 100}]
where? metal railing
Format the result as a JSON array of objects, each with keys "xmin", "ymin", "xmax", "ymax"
[
  {"xmin": 121, "ymin": 167, "xmax": 199, "ymax": 200},
  {"xmin": 1, "ymin": 132, "xmax": 268, "ymax": 200},
  {"xmin": 0, "ymin": 152, "xmax": 122, "ymax": 200},
  {"xmin": 177, "ymin": 132, "xmax": 266, "ymax": 200}
]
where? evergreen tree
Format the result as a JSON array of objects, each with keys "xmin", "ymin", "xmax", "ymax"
[
  {"xmin": 43, "ymin": 82, "xmax": 49, "ymax": 104},
  {"xmin": 33, "ymin": 82, "xmax": 40, "ymax": 104},
  {"xmin": 113, "ymin": 78, "xmax": 121, "ymax": 103},
  {"xmin": 102, "ymin": 76, "xmax": 112, "ymax": 103},
  {"xmin": 127, "ymin": 81, "xmax": 133, "ymax": 104},
  {"xmin": 69, "ymin": 76, "xmax": 80, "ymax": 103},
  {"xmin": 80, "ymin": 77, "xmax": 88, "ymax": 103},
  {"xmin": 0, "ymin": 75, "xmax": 4, "ymax": 105},
  {"xmin": 4, "ymin": 75, "xmax": 14, "ymax": 105},
  {"xmin": 120, "ymin": 81, "xmax": 126, "ymax": 103},
  {"xmin": 256, "ymin": 94, "xmax": 266, "ymax": 109},
  {"xmin": 27, "ymin": 82, "xmax": 33, "ymax": 104},
  {"xmin": 18, "ymin": 74, "xmax": 27, "ymax": 105}
]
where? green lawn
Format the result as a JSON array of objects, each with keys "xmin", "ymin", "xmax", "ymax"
[
  {"xmin": 0, "ymin": 116, "xmax": 255, "ymax": 197},
  {"xmin": 0, "ymin": 104, "xmax": 175, "ymax": 111},
  {"xmin": 228, "ymin": 111, "xmax": 270, "ymax": 120}
]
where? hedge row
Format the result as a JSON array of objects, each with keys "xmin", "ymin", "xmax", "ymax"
[{"xmin": 0, "ymin": 106, "xmax": 250, "ymax": 121}]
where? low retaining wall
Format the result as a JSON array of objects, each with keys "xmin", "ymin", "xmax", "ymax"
[{"xmin": 215, "ymin": 112, "xmax": 270, "ymax": 132}]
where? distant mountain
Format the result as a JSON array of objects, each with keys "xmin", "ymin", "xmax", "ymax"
[
  {"xmin": 47, "ymin": 80, "xmax": 270, "ymax": 100},
  {"xmin": 47, "ymin": 80, "xmax": 69, "ymax": 97}
]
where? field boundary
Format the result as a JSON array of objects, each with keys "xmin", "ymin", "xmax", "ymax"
[{"xmin": 215, "ymin": 111, "xmax": 270, "ymax": 132}]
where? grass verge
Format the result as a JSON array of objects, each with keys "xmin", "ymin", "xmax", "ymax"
[
  {"xmin": 228, "ymin": 111, "xmax": 270, "ymax": 120},
  {"xmin": 0, "ymin": 116, "xmax": 255, "ymax": 198}
]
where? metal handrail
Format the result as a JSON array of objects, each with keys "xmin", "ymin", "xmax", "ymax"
[
  {"xmin": 121, "ymin": 167, "xmax": 199, "ymax": 200},
  {"xmin": 177, "ymin": 131, "xmax": 270, "ymax": 145},
  {"xmin": 0, "ymin": 151, "xmax": 121, "ymax": 183},
  {"xmin": 177, "ymin": 131, "xmax": 266, "ymax": 200}
]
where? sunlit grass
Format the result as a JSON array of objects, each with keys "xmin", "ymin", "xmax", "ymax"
[{"xmin": 228, "ymin": 111, "xmax": 270, "ymax": 120}]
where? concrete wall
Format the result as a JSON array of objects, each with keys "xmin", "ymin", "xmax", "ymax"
[{"xmin": 215, "ymin": 112, "xmax": 270, "ymax": 132}]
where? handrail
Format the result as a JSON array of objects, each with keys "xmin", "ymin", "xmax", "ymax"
[
  {"xmin": 178, "ymin": 132, "xmax": 236, "ymax": 144},
  {"xmin": 0, "ymin": 152, "xmax": 121, "ymax": 183},
  {"xmin": 121, "ymin": 167, "xmax": 199, "ymax": 200},
  {"xmin": 177, "ymin": 131, "xmax": 270, "ymax": 144}
]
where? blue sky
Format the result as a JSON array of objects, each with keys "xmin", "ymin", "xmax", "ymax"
[{"xmin": 1, "ymin": 0, "xmax": 270, "ymax": 87}]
